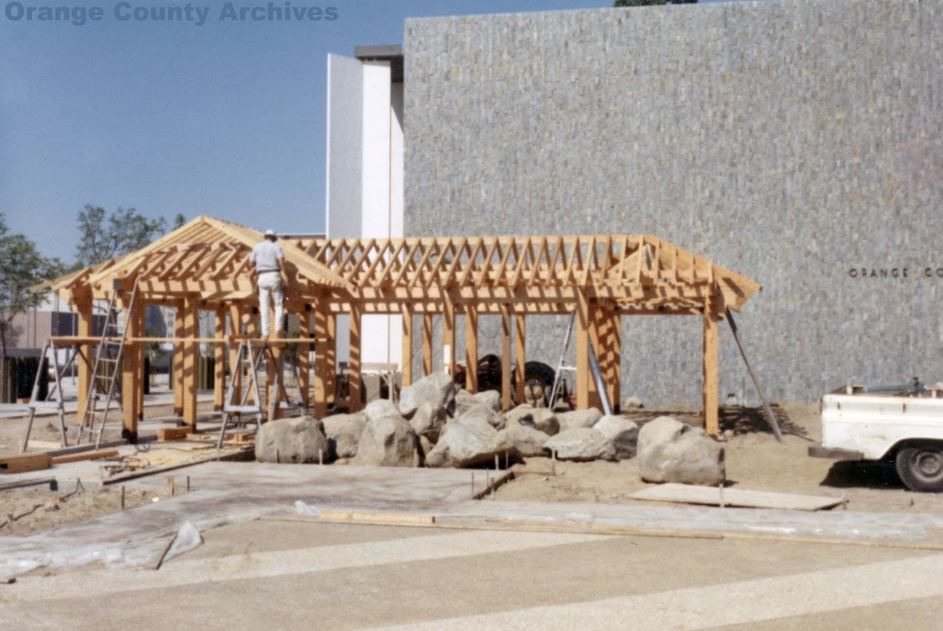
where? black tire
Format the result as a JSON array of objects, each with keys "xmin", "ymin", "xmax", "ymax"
[{"xmin": 895, "ymin": 445, "xmax": 943, "ymax": 492}]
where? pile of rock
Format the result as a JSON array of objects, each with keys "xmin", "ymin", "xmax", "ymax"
[{"xmin": 254, "ymin": 374, "xmax": 724, "ymax": 486}]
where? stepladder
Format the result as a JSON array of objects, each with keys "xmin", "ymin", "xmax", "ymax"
[
  {"xmin": 216, "ymin": 339, "xmax": 307, "ymax": 449},
  {"xmin": 77, "ymin": 280, "xmax": 139, "ymax": 449},
  {"xmin": 21, "ymin": 339, "xmax": 84, "ymax": 453}
]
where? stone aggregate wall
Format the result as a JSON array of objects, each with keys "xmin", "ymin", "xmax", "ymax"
[{"xmin": 403, "ymin": 0, "xmax": 943, "ymax": 405}]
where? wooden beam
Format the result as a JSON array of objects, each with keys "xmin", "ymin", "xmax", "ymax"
[
  {"xmin": 227, "ymin": 305, "xmax": 243, "ymax": 407},
  {"xmin": 313, "ymin": 304, "xmax": 330, "ymax": 418},
  {"xmin": 120, "ymin": 292, "xmax": 141, "ymax": 441},
  {"xmin": 421, "ymin": 313, "xmax": 433, "ymax": 377},
  {"xmin": 443, "ymin": 293, "xmax": 456, "ymax": 377},
  {"xmin": 465, "ymin": 304, "xmax": 478, "ymax": 392},
  {"xmin": 587, "ymin": 301, "xmax": 602, "ymax": 411},
  {"xmin": 576, "ymin": 289, "xmax": 591, "ymax": 410},
  {"xmin": 182, "ymin": 295, "xmax": 199, "ymax": 428},
  {"xmin": 703, "ymin": 293, "xmax": 719, "ymax": 437},
  {"xmin": 500, "ymin": 305, "xmax": 512, "ymax": 410},
  {"xmin": 348, "ymin": 305, "xmax": 363, "ymax": 411},
  {"xmin": 74, "ymin": 292, "xmax": 93, "ymax": 425},
  {"xmin": 134, "ymin": 303, "xmax": 145, "ymax": 421},
  {"xmin": 609, "ymin": 311, "xmax": 622, "ymax": 411},
  {"xmin": 213, "ymin": 308, "xmax": 225, "ymax": 411},
  {"xmin": 298, "ymin": 309, "xmax": 311, "ymax": 410},
  {"xmin": 267, "ymin": 341, "xmax": 283, "ymax": 420},
  {"xmin": 326, "ymin": 313, "xmax": 336, "ymax": 408},
  {"xmin": 514, "ymin": 314, "xmax": 526, "ymax": 405},
  {"xmin": 172, "ymin": 302, "xmax": 184, "ymax": 416},
  {"xmin": 401, "ymin": 304, "xmax": 413, "ymax": 387}
]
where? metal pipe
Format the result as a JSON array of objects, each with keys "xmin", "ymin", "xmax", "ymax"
[{"xmin": 588, "ymin": 343, "xmax": 613, "ymax": 417}]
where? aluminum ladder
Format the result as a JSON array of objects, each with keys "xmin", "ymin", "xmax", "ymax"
[{"xmin": 76, "ymin": 280, "xmax": 139, "ymax": 449}]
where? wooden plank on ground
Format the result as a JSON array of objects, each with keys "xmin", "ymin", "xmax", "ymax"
[
  {"xmin": 631, "ymin": 483, "xmax": 845, "ymax": 511},
  {"xmin": 0, "ymin": 453, "xmax": 52, "ymax": 474},
  {"xmin": 319, "ymin": 511, "xmax": 437, "ymax": 526},
  {"xmin": 157, "ymin": 427, "xmax": 191, "ymax": 441},
  {"xmin": 50, "ymin": 449, "xmax": 119, "ymax": 465}
]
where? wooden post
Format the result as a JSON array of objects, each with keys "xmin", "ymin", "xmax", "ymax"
[
  {"xmin": 74, "ymin": 291, "xmax": 93, "ymax": 425},
  {"xmin": 313, "ymin": 304, "xmax": 330, "ymax": 418},
  {"xmin": 227, "ymin": 304, "xmax": 243, "ymax": 406},
  {"xmin": 348, "ymin": 306, "xmax": 362, "ymax": 411},
  {"xmin": 421, "ymin": 313, "xmax": 433, "ymax": 376},
  {"xmin": 120, "ymin": 291, "xmax": 141, "ymax": 441},
  {"xmin": 500, "ymin": 305, "xmax": 512, "ymax": 410},
  {"xmin": 267, "ymin": 343, "xmax": 283, "ymax": 421},
  {"xmin": 182, "ymin": 296, "xmax": 199, "ymax": 428},
  {"xmin": 514, "ymin": 314, "xmax": 526, "ymax": 405},
  {"xmin": 609, "ymin": 311, "xmax": 622, "ymax": 412},
  {"xmin": 135, "ymin": 303, "xmax": 145, "ymax": 421},
  {"xmin": 587, "ymin": 302, "xmax": 602, "ymax": 410},
  {"xmin": 326, "ymin": 313, "xmax": 336, "ymax": 407},
  {"xmin": 173, "ymin": 301, "xmax": 184, "ymax": 416},
  {"xmin": 443, "ymin": 293, "xmax": 456, "ymax": 377},
  {"xmin": 703, "ymin": 298, "xmax": 720, "ymax": 437},
  {"xmin": 400, "ymin": 305, "xmax": 413, "ymax": 387},
  {"xmin": 576, "ymin": 290, "xmax": 591, "ymax": 410},
  {"xmin": 245, "ymin": 306, "xmax": 260, "ymax": 406},
  {"xmin": 465, "ymin": 304, "xmax": 478, "ymax": 392},
  {"xmin": 298, "ymin": 308, "xmax": 311, "ymax": 409},
  {"xmin": 213, "ymin": 308, "xmax": 225, "ymax": 411}
]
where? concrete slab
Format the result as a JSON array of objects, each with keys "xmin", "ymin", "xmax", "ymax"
[
  {"xmin": 0, "ymin": 462, "xmax": 506, "ymax": 578},
  {"xmin": 434, "ymin": 499, "xmax": 943, "ymax": 543}
]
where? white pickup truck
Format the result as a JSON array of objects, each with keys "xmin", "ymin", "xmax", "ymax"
[{"xmin": 810, "ymin": 382, "xmax": 943, "ymax": 492}]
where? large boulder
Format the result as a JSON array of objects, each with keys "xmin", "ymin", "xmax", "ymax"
[
  {"xmin": 454, "ymin": 389, "xmax": 501, "ymax": 416},
  {"xmin": 321, "ymin": 413, "xmax": 367, "ymax": 459},
  {"xmin": 557, "ymin": 407, "xmax": 603, "ymax": 431},
  {"xmin": 594, "ymin": 415, "xmax": 639, "ymax": 460},
  {"xmin": 505, "ymin": 404, "xmax": 560, "ymax": 436},
  {"xmin": 498, "ymin": 424, "xmax": 550, "ymax": 458},
  {"xmin": 459, "ymin": 403, "xmax": 506, "ymax": 430},
  {"xmin": 472, "ymin": 390, "xmax": 501, "ymax": 412},
  {"xmin": 255, "ymin": 417, "xmax": 330, "ymax": 464},
  {"xmin": 409, "ymin": 401, "xmax": 448, "ymax": 443},
  {"xmin": 638, "ymin": 416, "xmax": 725, "ymax": 486},
  {"xmin": 426, "ymin": 414, "xmax": 515, "ymax": 468},
  {"xmin": 544, "ymin": 427, "xmax": 616, "ymax": 462},
  {"xmin": 353, "ymin": 417, "xmax": 418, "ymax": 467},
  {"xmin": 363, "ymin": 398, "xmax": 404, "ymax": 422},
  {"xmin": 399, "ymin": 373, "xmax": 456, "ymax": 418}
]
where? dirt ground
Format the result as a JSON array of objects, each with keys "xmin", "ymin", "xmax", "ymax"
[
  {"xmin": 496, "ymin": 403, "xmax": 943, "ymax": 513},
  {"xmin": 0, "ymin": 485, "xmax": 165, "ymax": 537},
  {"xmin": 0, "ymin": 401, "xmax": 218, "ymax": 458}
]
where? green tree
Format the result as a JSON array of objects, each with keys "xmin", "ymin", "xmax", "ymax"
[
  {"xmin": 172, "ymin": 213, "xmax": 187, "ymax": 229},
  {"xmin": 75, "ymin": 205, "xmax": 167, "ymax": 266},
  {"xmin": 0, "ymin": 214, "xmax": 66, "ymax": 362},
  {"xmin": 614, "ymin": 0, "xmax": 697, "ymax": 6}
]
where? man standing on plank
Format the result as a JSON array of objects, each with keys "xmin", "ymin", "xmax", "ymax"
[{"xmin": 249, "ymin": 229, "xmax": 285, "ymax": 338}]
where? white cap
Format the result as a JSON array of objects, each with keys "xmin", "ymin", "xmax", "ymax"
[{"xmin": 264, "ymin": 229, "xmax": 277, "ymax": 237}]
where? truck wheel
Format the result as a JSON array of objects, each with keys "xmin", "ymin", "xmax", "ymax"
[{"xmin": 895, "ymin": 445, "xmax": 943, "ymax": 492}]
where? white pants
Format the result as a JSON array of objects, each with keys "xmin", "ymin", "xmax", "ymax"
[{"xmin": 258, "ymin": 272, "xmax": 284, "ymax": 336}]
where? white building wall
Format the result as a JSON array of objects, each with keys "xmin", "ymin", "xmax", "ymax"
[{"xmin": 325, "ymin": 54, "xmax": 404, "ymax": 372}]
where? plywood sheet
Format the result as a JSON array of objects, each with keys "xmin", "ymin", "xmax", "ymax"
[{"xmin": 631, "ymin": 483, "xmax": 845, "ymax": 511}]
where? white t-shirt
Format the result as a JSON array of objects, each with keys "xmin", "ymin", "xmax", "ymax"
[{"xmin": 249, "ymin": 240, "xmax": 284, "ymax": 273}]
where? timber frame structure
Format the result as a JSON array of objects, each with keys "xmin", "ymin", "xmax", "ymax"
[{"xmin": 46, "ymin": 216, "xmax": 760, "ymax": 441}]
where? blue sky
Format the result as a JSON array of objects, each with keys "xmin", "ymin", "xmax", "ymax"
[{"xmin": 0, "ymin": 0, "xmax": 739, "ymax": 261}]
